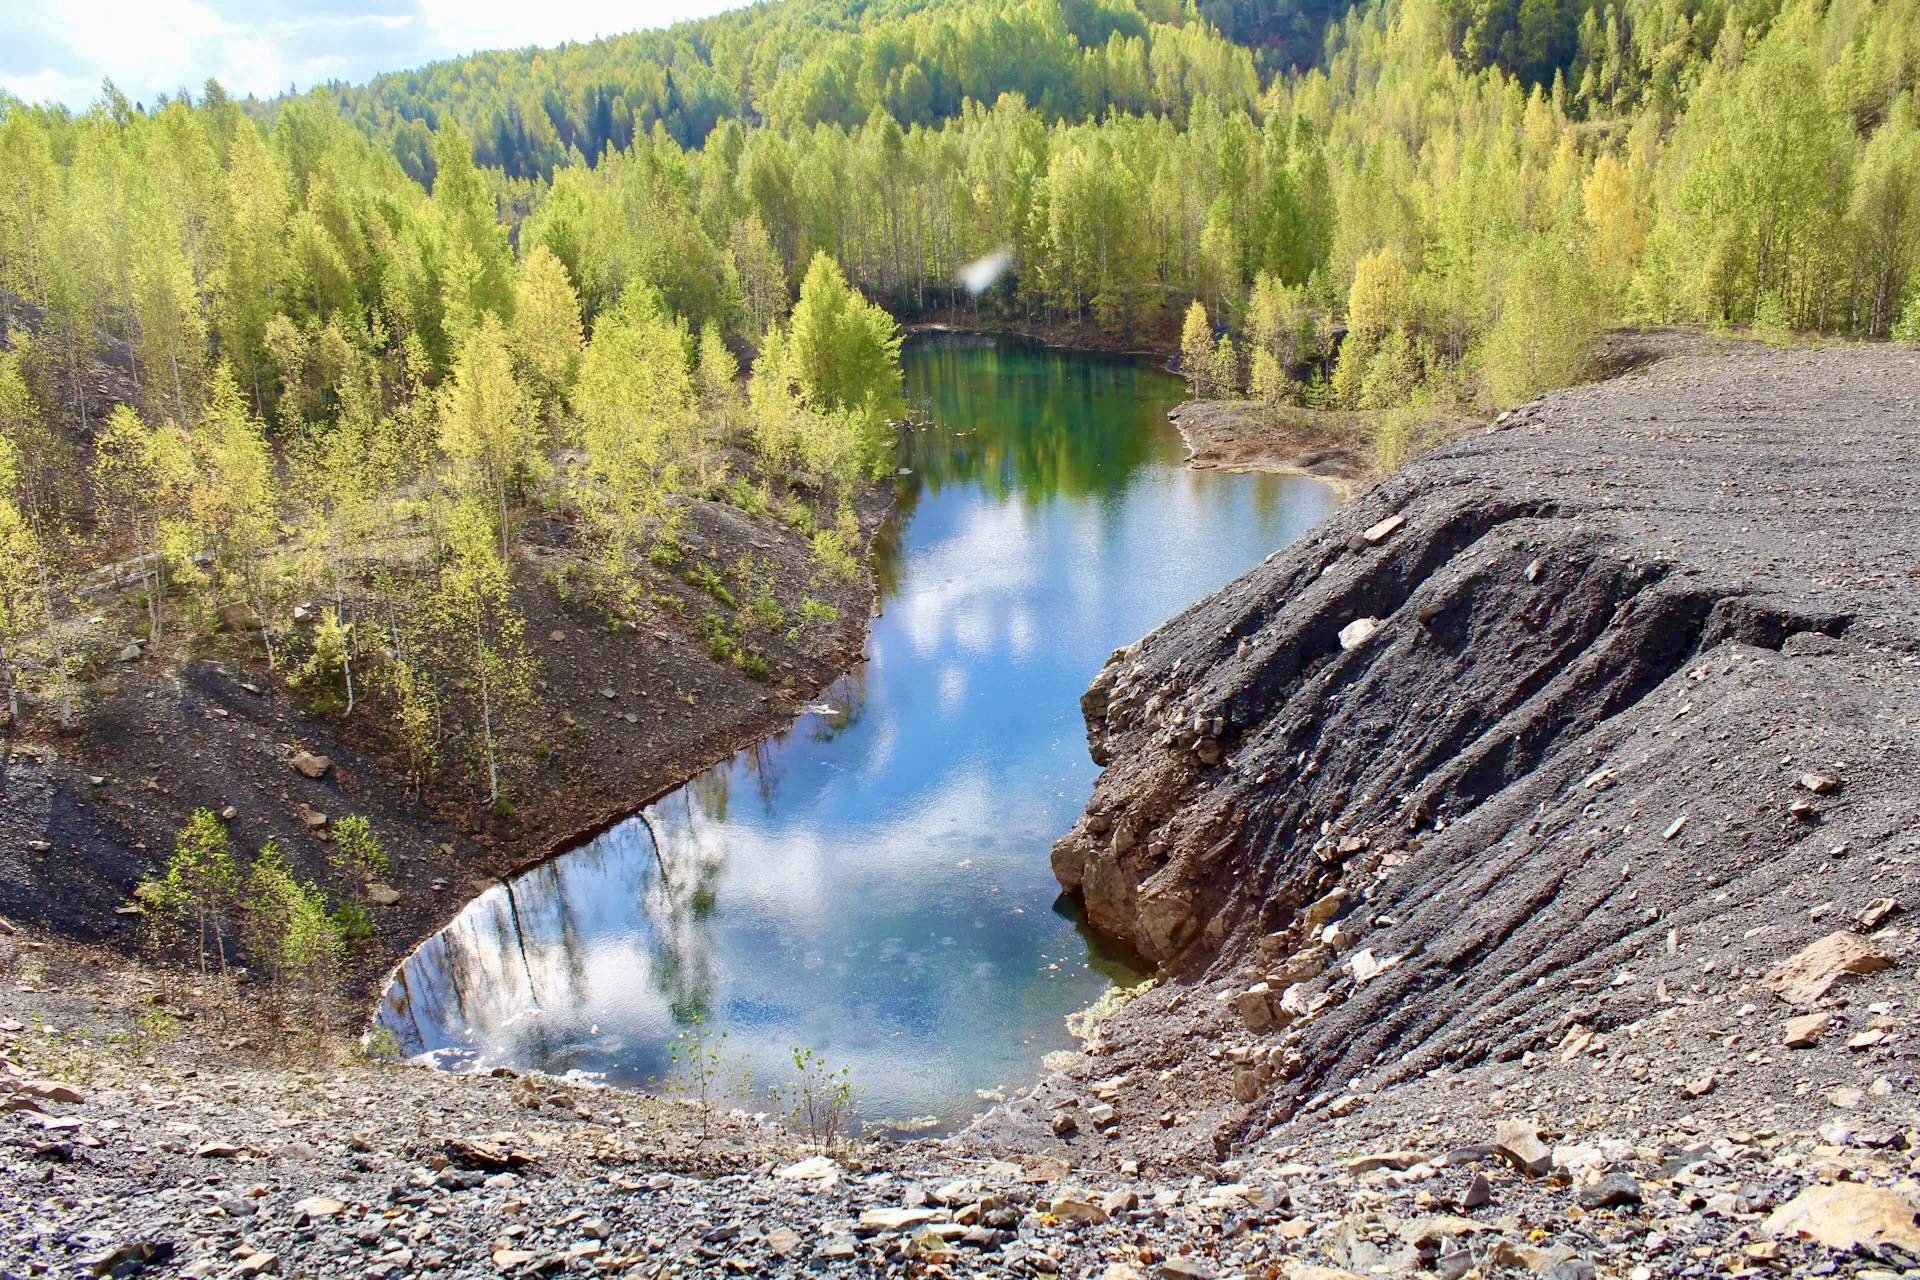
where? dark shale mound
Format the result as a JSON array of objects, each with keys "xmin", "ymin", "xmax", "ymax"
[{"xmin": 1047, "ymin": 343, "xmax": 1920, "ymax": 1152}]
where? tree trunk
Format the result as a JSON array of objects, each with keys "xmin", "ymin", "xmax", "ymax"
[{"xmin": 475, "ymin": 616, "xmax": 499, "ymax": 805}]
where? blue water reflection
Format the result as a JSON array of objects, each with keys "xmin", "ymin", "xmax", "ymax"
[{"xmin": 377, "ymin": 333, "xmax": 1337, "ymax": 1131}]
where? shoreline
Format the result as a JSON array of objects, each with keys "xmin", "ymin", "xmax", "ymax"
[{"xmin": 1165, "ymin": 398, "xmax": 1375, "ymax": 502}]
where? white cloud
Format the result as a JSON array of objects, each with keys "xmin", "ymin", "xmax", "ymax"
[{"xmin": 1, "ymin": 0, "xmax": 750, "ymax": 110}]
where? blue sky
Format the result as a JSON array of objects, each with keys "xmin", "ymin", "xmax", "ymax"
[{"xmin": 1, "ymin": 0, "xmax": 753, "ymax": 111}]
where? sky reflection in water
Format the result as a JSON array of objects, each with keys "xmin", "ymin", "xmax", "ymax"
[{"xmin": 377, "ymin": 333, "xmax": 1336, "ymax": 1132}]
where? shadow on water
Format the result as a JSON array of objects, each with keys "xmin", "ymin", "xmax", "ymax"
[{"xmin": 377, "ymin": 333, "xmax": 1338, "ymax": 1134}]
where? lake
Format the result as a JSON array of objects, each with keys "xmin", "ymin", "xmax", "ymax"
[{"xmin": 374, "ymin": 332, "xmax": 1337, "ymax": 1133}]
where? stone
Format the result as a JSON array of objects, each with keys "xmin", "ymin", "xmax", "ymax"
[
  {"xmin": 1303, "ymin": 888, "xmax": 1346, "ymax": 929},
  {"xmin": 1280, "ymin": 1266, "xmax": 1363, "ymax": 1280},
  {"xmin": 237, "ymin": 1253, "xmax": 278, "ymax": 1276},
  {"xmin": 1051, "ymin": 1110, "xmax": 1079, "ymax": 1137},
  {"xmin": 1235, "ymin": 984, "xmax": 1274, "ymax": 1031},
  {"xmin": 1350, "ymin": 948, "xmax": 1397, "ymax": 984},
  {"xmin": 492, "ymin": 1249, "xmax": 534, "ymax": 1268},
  {"xmin": 296, "ymin": 804, "xmax": 328, "ymax": 830},
  {"xmin": 859, "ymin": 1207, "xmax": 940, "ymax": 1232},
  {"xmin": 775, "ymin": 1154, "xmax": 840, "ymax": 1183},
  {"xmin": 1048, "ymin": 1196, "xmax": 1109, "ymax": 1225},
  {"xmin": 115, "ymin": 642, "xmax": 143, "ymax": 663},
  {"xmin": 366, "ymin": 883, "xmax": 402, "ymax": 907},
  {"xmin": 293, "ymin": 1196, "xmax": 346, "ymax": 1219},
  {"xmin": 1858, "ymin": 897, "xmax": 1897, "ymax": 929},
  {"xmin": 1763, "ymin": 1182, "xmax": 1920, "ymax": 1252},
  {"xmin": 81, "ymin": 1241, "xmax": 171, "ymax": 1275},
  {"xmin": 1348, "ymin": 1150, "xmax": 1424, "ymax": 1174},
  {"xmin": 1102, "ymin": 1187, "xmax": 1138, "ymax": 1216},
  {"xmin": 766, "ymin": 1228, "xmax": 801, "ymax": 1256},
  {"xmin": 1681, "ymin": 1073, "xmax": 1715, "ymax": 1098},
  {"xmin": 1783, "ymin": 1010, "xmax": 1832, "ymax": 1048},
  {"xmin": 1338, "ymin": 617, "xmax": 1380, "ymax": 650},
  {"xmin": 1763, "ymin": 931, "xmax": 1892, "ymax": 1004},
  {"xmin": 1542, "ymin": 1262, "xmax": 1596, "ymax": 1280},
  {"xmin": 1362, "ymin": 513, "xmax": 1405, "ymax": 545},
  {"xmin": 217, "ymin": 602, "xmax": 262, "ymax": 632},
  {"xmin": 1798, "ymin": 772, "xmax": 1840, "ymax": 795},
  {"xmin": 195, "ymin": 1141, "xmax": 242, "ymax": 1158},
  {"xmin": 1461, "ymin": 1173, "xmax": 1492, "ymax": 1209},
  {"xmin": 1160, "ymin": 1258, "xmax": 1217, "ymax": 1280},
  {"xmin": 579, "ymin": 1219, "xmax": 609, "ymax": 1241},
  {"xmin": 1494, "ymin": 1119, "xmax": 1553, "ymax": 1176},
  {"xmin": 1578, "ymin": 1173, "xmax": 1642, "ymax": 1209},
  {"xmin": 14, "ymin": 1080, "xmax": 82, "ymax": 1104},
  {"xmin": 290, "ymin": 750, "xmax": 332, "ymax": 780}
]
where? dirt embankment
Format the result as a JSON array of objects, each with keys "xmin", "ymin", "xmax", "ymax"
[
  {"xmin": 1021, "ymin": 342, "xmax": 1920, "ymax": 1165},
  {"xmin": 0, "ymin": 482, "xmax": 892, "ymax": 1006}
]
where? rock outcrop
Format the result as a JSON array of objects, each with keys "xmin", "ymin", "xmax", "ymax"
[{"xmin": 1051, "ymin": 343, "xmax": 1920, "ymax": 1133}]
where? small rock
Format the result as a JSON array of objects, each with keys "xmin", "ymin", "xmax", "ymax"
[
  {"xmin": 1461, "ymin": 1173, "xmax": 1492, "ymax": 1209},
  {"xmin": 1338, "ymin": 617, "xmax": 1380, "ymax": 650},
  {"xmin": 1578, "ymin": 1173, "xmax": 1642, "ymax": 1209},
  {"xmin": 290, "ymin": 751, "xmax": 332, "ymax": 780},
  {"xmin": 1783, "ymin": 1010, "xmax": 1832, "ymax": 1048},
  {"xmin": 859, "ymin": 1207, "xmax": 939, "ymax": 1232},
  {"xmin": 1235, "ymin": 984, "xmax": 1274, "ymax": 1031},
  {"xmin": 1494, "ymin": 1118, "xmax": 1553, "ymax": 1176},
  {"xmin": 1798, "ymin": 772, "xmax": 1840, "ymax": 795},
  {"xmin": 1681, "ymin": 1073, "xmax": 1716, "ymax": 1098},
  {"xmin": 1542, "ymin": 1262, "xmax": 1596, "ymax": 1280},
  {"xmin": 293, "ymin": 1196, "xmax": 346, "ymax": 1219},
  {"xmin": 1052, "ymin": 1111, "xmax": 1078, "ymax": 1137},
  {"xmin": 1763, "ymin": 931, "xmax": 1892, "ymax": 1005},
  {"xmin": 776, "ymin": 1154, "xmax": 839, "ymax": 1184},
  {"xmin": 1048, "ymin": 1196, "xmax": 1108, "ymax": 1225},
  {"xmin": 1857, "ymin": 897, "xmax": 1897, "ymax": 930},
  {"xmin": 1362, "ymin": 513, "xmax": 1405, "ymax": 544},
  {"xmin": 766, "ymin": 1227, "xmax": 801, "ymax": 1256},
  {"xmin": 1160, "ymin": 1258, "xmax": 1216, "ymax": 1280},
  {"xmin": 237, "ymin": 1252, "xmax": 278, "ymax": 1276},
  {"xmin": 1763, "ymin": 1182, "xmax": 1920, "ymax": 1252},
  {"xmin": 115, "ymin": 642, "xmax": 143, "ymax": 662},
  {"xmin": 366, "ymin": 883, "xmax": 402, "ymax": 907}
]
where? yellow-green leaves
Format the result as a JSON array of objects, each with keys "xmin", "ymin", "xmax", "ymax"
[
  {"xmin": 510, "ymin": 244, "xmax": 585, "ymax": 420},
  {"xmin": 439, "ymin": 313, "xmax": 540, "ymax": 558},
  {"xmin": 575, "ymin": 288, "xmax": 696, "ymax": 581},
  {"xmin": 785, "ymin": 252, "xmax": 904, "ymax": 446},
  {"xmin": 1180, "ymin": 300, "xmax": 1213, "ymax": 397}
]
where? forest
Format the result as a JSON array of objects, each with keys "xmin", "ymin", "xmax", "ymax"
[{"xmin": 1, "ymin": 0, "xmax": 1917, "ymax": 830}]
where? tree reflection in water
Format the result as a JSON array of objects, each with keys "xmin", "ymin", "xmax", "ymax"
[{"xmin": 376, "ymin": 334, "xmax": 1336, "ymax": 1131}]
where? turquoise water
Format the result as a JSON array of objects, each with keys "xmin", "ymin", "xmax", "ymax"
[{"xmin": 376, "ymin": 333, "xmax": 1336, "ymax": 1132}]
